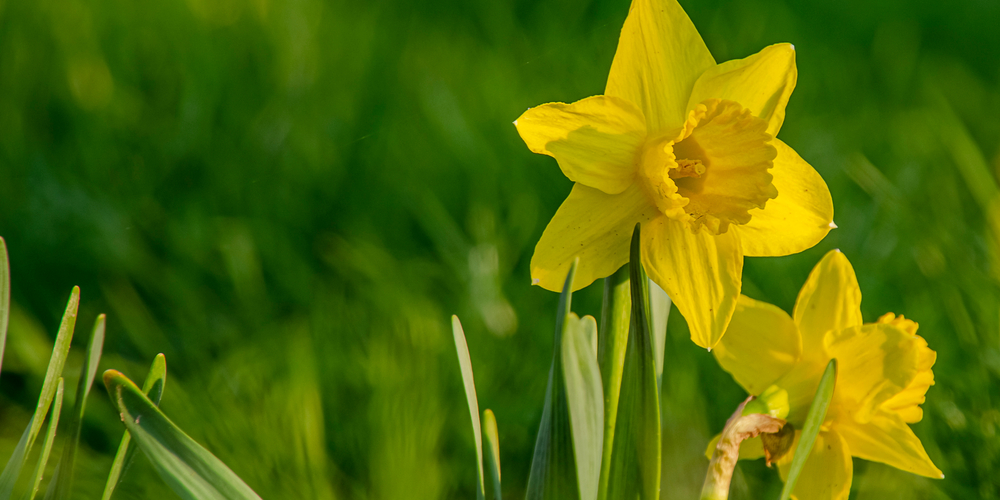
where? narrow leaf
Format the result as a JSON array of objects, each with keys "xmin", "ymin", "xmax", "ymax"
[
  {"xmin": 0, "ymin": 288, "xmax": 79, "ymax": 498},
  {"xmin": 102, "ymin": 370, "xmax": 260, "ymax": 500},
  {"xmin": 101, "ymin": 354, "xmax": 167, "ymax": 500},
  {"xmin": 526, "ymin": 259, "xmax": 581, "ymax": 500},
  {"xmin": 0, "ymin": 237, "xmax": 10, "ymax": 377},
  {"xmin": 562, "ymin": 314, "xmax": 604, "ymax": 500},
  {"xmin": 24, "ymin": 379, "xmax": 65, "ymax": 500},
  {"xmin": 451, "ymin": 316, "xmax": 485, "ymax": 500},
  {"xmin": 648, "ymin": 280, "xmax": 671, "ymax": 392},
  {"xmin": 603, "ymin": 224, "xmax": 661, "ymax": 500},
  {"xmin": 597, "ymin": 265, "xmax": 629, "ymax": 498},
  {"xmin": 47, "ymin": 315, "xmax": 106, "ymax": 500},
  {"xmin": 778, "ymin": 359, "xmax": 837, "ymax": 500},
  {"xmin": 482, "ymin": 409, "xmax": 501, "ymax": 500}
]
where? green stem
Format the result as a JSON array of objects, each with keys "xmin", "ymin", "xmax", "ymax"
[{"xmin": 596, "ymin": 264, "xmax": 630, "ymax": 500}]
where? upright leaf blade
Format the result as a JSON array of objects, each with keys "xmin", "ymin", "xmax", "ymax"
[
  {"xmin": 48, "ymin": 315, "xmax": 106, "ymax": 500},
  {"xmin": 597, "ymin": 265, "xmax": 629, "ymax": 499},
  {"xmin": 562, "ymin": 314, "xmax": 604, "ymax": 500},
  {"xmin": 103, "ymin": 370, "xmax": 260, "ymax": 500},
  {"xmin": 451, "ymin": 316, "xmax": 485, "ymax": 500},
  {"xmin": 25, "ymin": 379, "xmax": 65, "ymax": 500},
  {"xmin": 101, "ymin": 354, "xmax": 167, "ymax": 500},
  {"xmin": 648, "ymin": 280, "xmax": 671, "ymax": 392},
  {"xmin": 526, "ymin": 260, "xmax": 581, "ymax": 500},
  {"xmin": 0, "ymin": 237, "xmax": 10, "ymax": 377},
  {"xmin": 482, "ymin": 409, "xmax": 502, "ymax": 500},
  {"xmin": 603, "ymin": 225, "xmax": 661, "ymax": 500},
  {"xmin": 778, "ymin": 359, "xmax": 837, "ymax": 500},
  {"xmin": 0, "ymin": 288, "xmax": 79, "ymax": 498}
]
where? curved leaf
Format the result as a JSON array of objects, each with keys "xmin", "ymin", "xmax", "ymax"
[
  {"xmin": 451, "ymin": 316, "xmax": 485, "ymax": 500},
  {"xmin": 778, "ymin": 359, "xmax": 837, "ymax": 500},
  {"xmin": 102, "ymin": 370, "xmax": 260, "ymax": 500}
]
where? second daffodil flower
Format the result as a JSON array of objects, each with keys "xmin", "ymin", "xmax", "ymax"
[
  {"xmin": 711, "ymin": 250, "xmax": 943, "ymax": 500},
  {"xmin": 515, "ymin": 0, "xmax": 834, "ymax": 349}
]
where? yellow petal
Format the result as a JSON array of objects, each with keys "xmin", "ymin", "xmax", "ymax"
[
  {"xmin": 881, "ymin": 334, "xmax": 935, "ymax": 423},
  {"xmin": 605, "ymin": 0, "xmax": 716, "ymax": 134},
  {"xmin": 713, "ymin": 295, "xmax": 801, "ymax": 394},
  {"xmin": 824, "ymin": 323, "xmax": 926, "ymax": 424},
  {"xmin": 687, "ymin": 43, "xmax": 797, "ymax": 136},
  {"xmin": 738, "ymin": 139, "xmax": 834, "ymax": 257},
  {"xmin": 704, "ymin": 433, "xmax": 765, "ymax": 460},
  {"xmin": 515, "ymin": 95, "xmax": 647, "ymax": 194},
  {"xmin": 641, "ymin": 216, "xmax": 742, "ymax": 349},
  {"xmin": 792, "ymin": 249, "xmax": 862, "ymax": 357},
  {"xmin": 779, "ymin": 430, "xmax": 853, "ymax": 500},
  {"xmin": 837, "ymin": 410, "xmax": 944, "ymax": 479},
  {"xmin": 531, "ymin": 183, "xmax": 655, "ymax": 291}
]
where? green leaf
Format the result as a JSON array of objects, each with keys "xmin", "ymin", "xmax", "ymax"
[
  {"xmin": 101, "ymin": 354, "xmax": 167, "ymax": 500},
  {"xmin": 102, "ymin": 369, "xmax": 261, "ymax": 500},
  {"xmin": 0, "ymin": 287, "xmax": 79, "ymax": 499},
  {"xmin": 526, "ymin": 259, "xmax": 580, "ymax": 500},
  {"xmin": 561, "ymin": 312, "xmax": 604, "ymax": 500},
  {"xmin": 0, "ymin": 237, "xmax": 10, "ymax": 378},
  {"xmin": 47, "ymin": 315, "xmax": 106, "ymax": 500},
  {"xmin": 482, "ymin": 409, "xmax": 501, "ymax": 500},
  {"xmin": 602, "ymin": 224, "xmax": 661, "ymax": 500},
  {"xmin": 451, "ymin": 315, "xmax": 485, "ymax": 500},
  {"xmin": 24, "ymin": 379, "xmax": 65, "ymax": 500},
  {"xmin": 778, "ymin": 359, "xmax": 837, "ymax": 500},
  {"xmin": 597, "ymin": 265, "xmax": 629, "ymax": 498},
  {"xmin": 648, "ymin": 281, "xmax": 671, "ymax": 393}
]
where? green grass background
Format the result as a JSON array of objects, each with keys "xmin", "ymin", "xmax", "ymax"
[{"xmin": 1, "ymin": 0, "xmax": 998, "ymax": 497}]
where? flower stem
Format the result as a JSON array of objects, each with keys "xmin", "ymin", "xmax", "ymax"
[{"xmin": 701, "ymin": 397, "xmax": 785, "ymax": 500}]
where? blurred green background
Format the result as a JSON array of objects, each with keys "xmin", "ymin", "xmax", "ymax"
[{"xmin": 1, "ymin": 0, "xmax": 998, "ymax": 497}]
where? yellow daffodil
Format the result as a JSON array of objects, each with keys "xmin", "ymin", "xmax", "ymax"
[
  {"xmin": 710, "ymin": 249, "xmax": 942, "ymax": 500},
  {"xmin": 514, "ymin": 0, "xmax": 834, "ymax": 349}
]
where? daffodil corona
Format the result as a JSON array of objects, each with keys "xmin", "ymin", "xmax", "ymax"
[
  {"xmin": 515, "ymin": 0, "xmax": 834, "ymax": 349},
  {"xmin": 710, "ymin": 250, "xmax": 942, "ymax": 500}
]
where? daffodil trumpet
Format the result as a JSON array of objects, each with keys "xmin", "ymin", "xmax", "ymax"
[{"xmin": 515, "ymin": 0, "xmax": 834, "ymax": 349}]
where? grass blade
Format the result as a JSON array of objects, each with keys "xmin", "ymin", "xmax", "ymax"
[
  {"xmin": 101, "ymin": 354, "xmax": 167, "ymax": 500},
  {"xmin": 0, "ymin": 237, "xmax": 9, "ymax": 378},
  {"xmin": 451, "ymin": 316, "xmax": 485, "ymax": 500},
  {"xmin": 0, "ymin": 288, "xmax": 79, "ymax": 498},
  {"xmin": 24, "ymin": 379, "xmax": 65, "ymax": 500},
  {"xmin": 562, "ymin": 313, "xmax": 604, "ymax": 500},
  {"xmin": 47, "ymin": 315, "xmax": 106, "ymax": 500},
  {"xmin": 482, "ymin": 409, "xmax": 501, "ymax": 500},
  {"xmin": 778, "ymin": 359, "xmax": 837, "ymax": 500},
  {"xmin": 603, "ymin": 225, "xmax": 661, "ymax": 500},
  {"xmin": 103, "ymin": 369, "xmax": 259, "ymax": 500},
  {"xmin": 526, "ymin": 259, "xmax": 581, "ymax": 500}
]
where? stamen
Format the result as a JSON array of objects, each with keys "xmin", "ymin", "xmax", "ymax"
[{"xmin": 670, "ymin": 159, "xmax": 706, "ymax": 179}]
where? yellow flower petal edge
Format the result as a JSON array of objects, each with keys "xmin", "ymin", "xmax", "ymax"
[
  {"xmin": 739, "ymin": 139, "xmax": 835, "ymax": 257},
  {"xmin": 778, "ymin": 430, "xmax": 853, "ymax": 500},
  {"xmin": 687, "ymin": 43, "xmax": 797, "ymax": 136},
  {"xmin": 712, "ymin": 295, "xmax": 801, "ymax": 394},
  {"xmin": 518, "ymin": 0, "xmax": 833, "ymax": 349},
  {"xmin": 530, "ymin": 183, "xmax": 655, "ymax": 291},
  {"xmin": 793, "ymin": 249, "xmax": 863, "ymax": 356},
  {"xmin": 605, "ymin": 0, "xmax": 715, "ymax": 131},
  {"xmin": 710, "ymin": 249, "xmax": 943, "ymax": 497},
  {"xmin": 515, "ymin": 95, "xmax": 646, "ymax": 194},
  {"xmin": 836, "ymin": 411, "xmax": 944, "ymax": 478},
  {"xmin": 641, "ymin": 215, "xmax": 742, "ymax": 348}
]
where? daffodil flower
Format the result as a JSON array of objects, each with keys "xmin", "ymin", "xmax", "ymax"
[
  {"xmin": 710, "ymin": 249, "xmax": 942, "ymax": 500},
  {"xmin": 514, "ymin": 0, "xmax": 833, "ymax": 349}
]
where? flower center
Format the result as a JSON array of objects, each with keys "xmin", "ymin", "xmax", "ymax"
[{"xmin": 638, "ymin": 99, "xmax": 779, "ymax": 234}]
